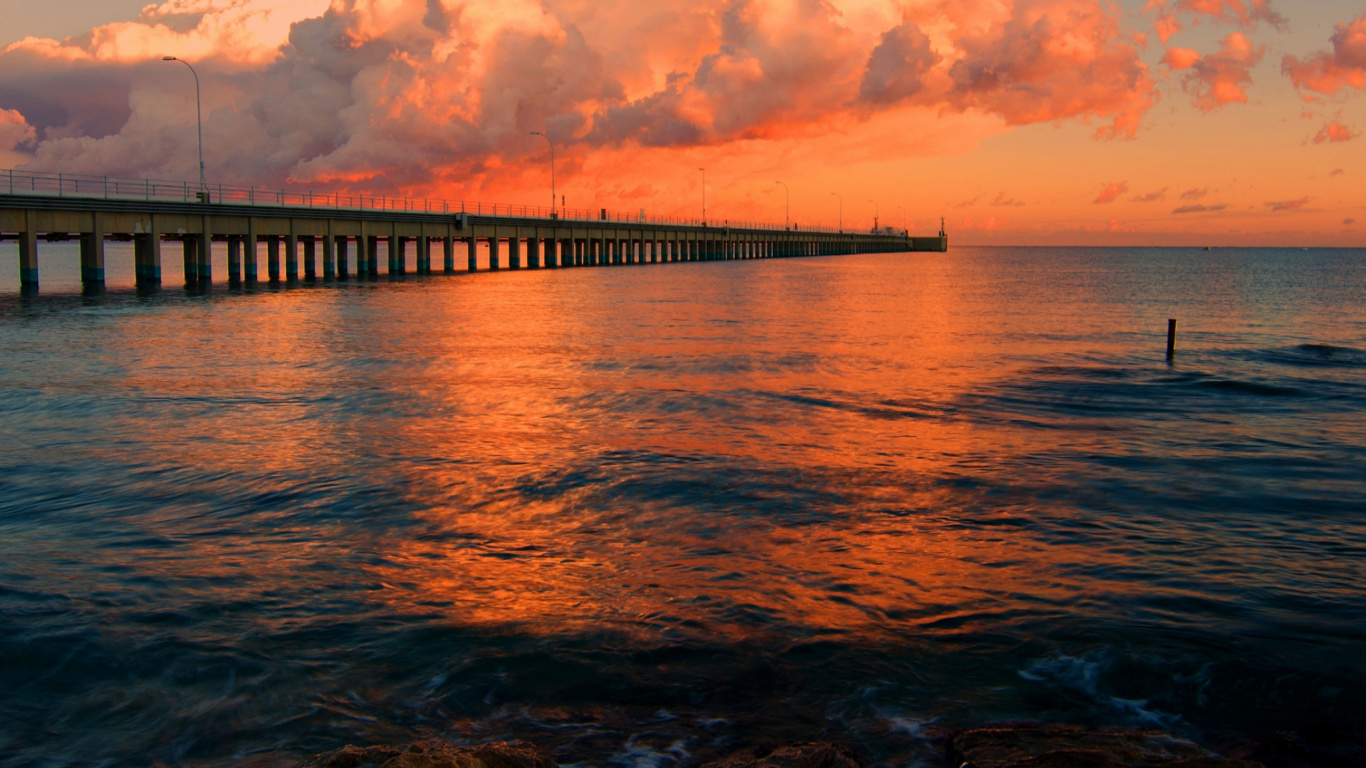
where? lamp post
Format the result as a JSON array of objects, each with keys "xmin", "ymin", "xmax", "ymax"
[
  {"xmin": 775, "ymin": 181, "xmax": 789, "ymax": 229},
  {"xmin": 699, "ymin": 167, "xmax": 706, "ymax": 225},
  {"xmin": 869, "ymin": 199, "xmax": 879, "ymax": 232},
  {"xmin": 830, "ymin": 192, "xmax": 842, "ymax": 233},
  {"xmin": 162, "ymin": 56, "xmax": 204, "ymax": 197},
  {"xmin": 530, "ymin": 131, "xmax": 555, "ymax": 217}
]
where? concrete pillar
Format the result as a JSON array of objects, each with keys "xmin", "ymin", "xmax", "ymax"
[
  {"xmin": 135, "ymin": 225, "xmax": 162, "ymax": 287},
  {"xmin": 365, "ymin": 236, "xmax": 380, "ymax": 277},
  {"xmin": 193, "ymin": 220, "xmax": 212, "ymax": 284},
  {"xmin": 299, "ymin": 237, "xmax": 314, "ymax": 279},
  {"xmin": 389, "ymin": 236, "xmax": 403, "ymax": 275},
  {"xmin": 322, "ymin": 234, "xmax": 335, "ymax": 279},
  {"xmin": 181, "ymin": 238, "xmax": 197, "ymax": 286},
  {"xmin": 509, "ymin": 236, "xmax": 521, "ymax": 269},
  {"xmin": 244, "ymin": 221, "xmax": 258, "ymax": 283},
  {"xmin": 285, "ymin": 234, "xmax": 299, "ymax": 280},
  {"xmin": 17, "ymin": 211, "xmax": 37, "ymax": 289},
  {"xmin": 268, "ymin": 237, "xmax": 281, "ymax": 281},
  {"xmin": 227, "ymin": 237, "xmax": 242, "ymax": 284},
  {"xmin": 80, "ymin": 216, "xmax": 105, "ymax": 287},
  {"xmin": 336, "ymin": 237, "xmax": 349, "ymax": 278},
  {"xmin": 443, "ymin": 236, "xmax": 455, "ymax": 273},
  {"xmin": 466, "ymin": 236, "xmax": 478, "ymax": 272},
  {"xmin": 489, "ymin": 236, "xmax": 501, "ymax": 270},
  {"xmin": 527, "ymin": 237, "xmax": 540, "ymax": 269},
  {"xmin": 573, "ymin": 239, "xmax": 584, "ymax": 266}
]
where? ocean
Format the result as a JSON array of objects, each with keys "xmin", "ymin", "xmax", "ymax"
[{"xmin": 0, "ymin": 245, "xmax": 1363, "ymax": 766}]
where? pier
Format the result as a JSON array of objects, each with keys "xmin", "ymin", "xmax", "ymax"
[{"xmin": 0, "ymin": 171, "xmax": 947, "ymax": 290}]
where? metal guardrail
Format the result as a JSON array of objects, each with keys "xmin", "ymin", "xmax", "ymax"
[{"xmin": 2, "ymin": 168, "xmax": 861, "ymax": 235}]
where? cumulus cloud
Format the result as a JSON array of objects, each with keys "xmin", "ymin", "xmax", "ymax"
[
  {"xmin": 1174, "ymin": 0, "xmax": 1285, "ymax": 29},
  {"xmin": 0, "ymin": 0, "xmax": 1164, "ymax": 201},
  {"xmin": 1284, "ymin": 14, "xmax": 1366, "ymax": 96},
  {"xmin": 1132, "ymin": 187, "xmax": 1167, "ymax": 202},
  {"xmin": 1314, "ymin": 120, "xmax": 1355, "ymax": 143},
  {"xmin": 1168, "ymin": 32, "xmax": 1264, "ymax": 109},
  {"xmin": 1094, "ymin": 181, "xmax": 1128, "ymax": 204},
  {"xmin": 0, "ymin": 108, "xmax": 35, "ymax": 150},
  {"xmin": 1173, "ymin": 202, "xmax": 1227, "ymax": 213},
  {"xmin": 1265, "ymin": 197, "xmax": 1309, "ymax": 211}
]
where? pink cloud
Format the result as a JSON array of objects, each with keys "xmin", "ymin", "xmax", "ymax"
[
  {"xmin": 1173, "ymin": 203, "xmax": 1228, "ymax": 213},
  {"xmin": 1176, "ymin": 0, "xmax": 1286, "ymax": 29},
  {"xmin": 1265, "ymin": 198, "xmax": 1309, "ymax": 211},
  {"xmin": 1174, "ymin": 32, "xmax": 1265, "ymax": 110},
  {"xmin": 1181, "ymin": 187, "xmax": 1209, "ymax": 199},
  {"xmin": 0, "ymin": 108, "xmax": 35, "ymax": 150},
  {"xmin": 1094, "ymin": 181, "xmax": 1128, "ymax": 203},
  {"xmin": 1314, "ymin": 121, "xmax": 1355, "ymax": 143},
  {"xmin": 1131, "ymin": 187, "xmax": 1168, "ymax": 202},
  {"xmin": 1284, "ymin": 14, "xmax": 1366, "ymax": 96}
]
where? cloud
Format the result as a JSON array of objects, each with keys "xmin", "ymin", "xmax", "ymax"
[
  {"xmin": 1168, "ymin": 32, "xmax": 1265, "ymax": 110},
  {"xmin": 1314, "ymin": 120, "xmax": 1355, "ymax": 143},
  {"xmin": 1330, "ymin": 168, "xmax": 1345, "ymax": 176},
  {"xmin": 1174, "ymin": 0, "xmax": 1286, "ymax": 29},
  {"xmin": 857, "ymin": 21, "xmax": 937, "ymax": 106},
  {"xmin": 1094, "ymin": 181, "xmax": 1128, "ymax": 204},
  {"xmin": 1181, "ymin": 187, "xmax": 1209, "ymax": 199},
  {"xmin": 1131, "ymin": 187, "xmax": 1168, "ymax": 202},
  {"xmin": 0, "ymin": 108, "xmax": 35, "ymax": 150},
  {"xmin": 1283, "ymin": 14, "xmax": 1366, "ymax": 96},
  {"xmin": 992, "ymin": 192, "xmax": 1024, "ymax": 207},
  {"xmin": 1173, "ymin": 203, "xmax": 1227, "ymax": 213},
  {"xmin": 945, "ymin": 0, "xmax": 1159, "ymax": 139},
  {"xmin": 957, "ymin": 195, "xmax": 981, "ymax": 208},
  {"xmin": 1346, "ymin": 217, "xmax": 1357, "ymax": 225},
  {"xmin": 0, "ymin": 0, "xmax": 1164, "ymax": 201},
  {"xmin": 1265, "ymin": 197, "xmax": 1309, "ymax": 211}
]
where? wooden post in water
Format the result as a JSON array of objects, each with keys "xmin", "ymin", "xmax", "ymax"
[{"xmin": 1167, "ymin": 319, "xmax": 1177, "ymax": 359}]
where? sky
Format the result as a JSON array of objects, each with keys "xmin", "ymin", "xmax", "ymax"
[{"xmin": 0, "ymin": 0, "xmax": 1362, "ymax": 245}]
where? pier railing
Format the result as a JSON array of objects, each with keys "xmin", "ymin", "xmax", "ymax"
[{"xmin": 2, "ymin": 168, "xmax": 855, "ymax": 234}]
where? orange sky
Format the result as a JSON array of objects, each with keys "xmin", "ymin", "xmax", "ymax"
[{"xmin": 0, "ymin": 0, "xmax": 1362, "ymax": 245}]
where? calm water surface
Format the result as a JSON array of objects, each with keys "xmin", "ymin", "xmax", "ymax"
[{"xmin": 0, "ymin": 246, "xmax": 1363, "ymax": 767}]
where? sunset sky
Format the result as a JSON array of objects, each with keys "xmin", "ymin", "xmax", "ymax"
[{"xmin": 0, "ymin": 0, "xmax": 1362, "ymax": 245}]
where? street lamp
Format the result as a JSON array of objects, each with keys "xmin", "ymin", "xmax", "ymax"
[
  {"xmin": 699, "ymin": 167, "xmax": 706, "ymax": 225},
  {"xmin": 869, "ymin": 199, "xmax": 879, "ymax": 232},
  {"xmin": 830, "ymin": 192, "xmax": 842, "ymax": 233},
  {"xmin": 530, "ymin": 131, "xmax": 555, "ymax": 217},
  {"xmin": 162, "ymin": 56, "xmax": 205, "ymax": 198},
  {"xmin": 775, "ymin": 181, "xmax": 789, "ymax": 229}
]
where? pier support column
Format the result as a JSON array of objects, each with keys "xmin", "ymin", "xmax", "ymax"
[
  {"xmin": 417, "ymin": 236, "xmax": 431, "ymax": 274},
  {"xmin": 573, "ymin": 239, "xmax": 583, "ymax": 266},
  {"xmin": 365, "ymin": 236, "xmax": 380, "ymax": 277},
  {"xmin": 443, "ymin": 236, "xmax": 454, "ymax": 273},
  {"xmin": 489, "ymin": 237, "xmax": 501, "ymax": 270},
  {"xmin": 227, "ymin": 237, "xmax": 242, "ymax": 285},
  {"xmin": 508, "ymin": 236, "xmax": 521, "ymax": 269},
  {"xmin": 285, "ymin": 235, "xmax": 299, "ymax": 280},
  {"xmin": 322, "ymin": 234, "xmax": 335, "ymax": 279},
  {"xmin": 391, "ymin": 236, "xmax": 406, "ymax": 275},
  {"xmin": 466, "ymin": 236, "xmax": 478, "ymax": 272},
  {"xmin": 268, "ymin": 237, "xmax": 281, "ymax": 281},
  {"xmin": 80, "ymin": 216, "xmax": 105, "ymax": 288},
  {"xmin": 527, "ymin": 237, "xmax": 540, "ymax": 269},
  {"xmin": 336, "ymin": 237, "xmax": 349, "ymax": 278},
  {"xmin": 193, "ymin": 220, "xmax": 212, "ymax": 284},
  {"xmin": 135, "ymin": 225, "xmax": 161, "ymax": 287},
  {"xmin": 303, "ymin": 237, "xmax": 317, "ymax": 279},
  {"xmin": 18, "ymin": 211, "xmax": 37, "ymax": 290},
  {"xmin": 182, "ymin": 238, "xmax": 197, "ymax": 286},
  {"xmin": 244, "ymin": 222, "xmax": 258, "ymax": 283}
]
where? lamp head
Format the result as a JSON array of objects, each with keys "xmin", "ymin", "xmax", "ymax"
[
  {"xmin": 162, "ymin": 56, "xmax": 177, "ymax": 61},
  {"xmin": 530, "ymin": 131, "xmax": 541, "ymax": 135}
]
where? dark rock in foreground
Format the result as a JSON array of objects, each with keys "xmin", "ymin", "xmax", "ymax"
[
  {"xmin": 948, "ymin": 724, "xmax": 1263, "ymax": 768},
  {"xmin": 296, "ymin": 739, "xmax": 556, "ymax": 768}
]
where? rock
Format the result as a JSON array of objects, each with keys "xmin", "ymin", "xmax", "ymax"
[
  {"xmin": 701, "ymin": 741, "xmax": 863, "ymax": 768},
  {"xmin": 296, "ymin": 740, "xmax": 558, "ymax": 768},
  {"xmin": 947, "ymin": 724, "xmax": 1263, "ymax": 768}
]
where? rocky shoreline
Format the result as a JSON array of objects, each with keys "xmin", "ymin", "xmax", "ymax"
[{"xmin": 295, "ymin": 725, "xmax": 1270, "ymax": 768}]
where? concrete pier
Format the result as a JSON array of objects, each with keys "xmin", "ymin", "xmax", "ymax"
[{"xmin": 2, "ymin": 192, "xmax": 946, "ymax": 291}]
